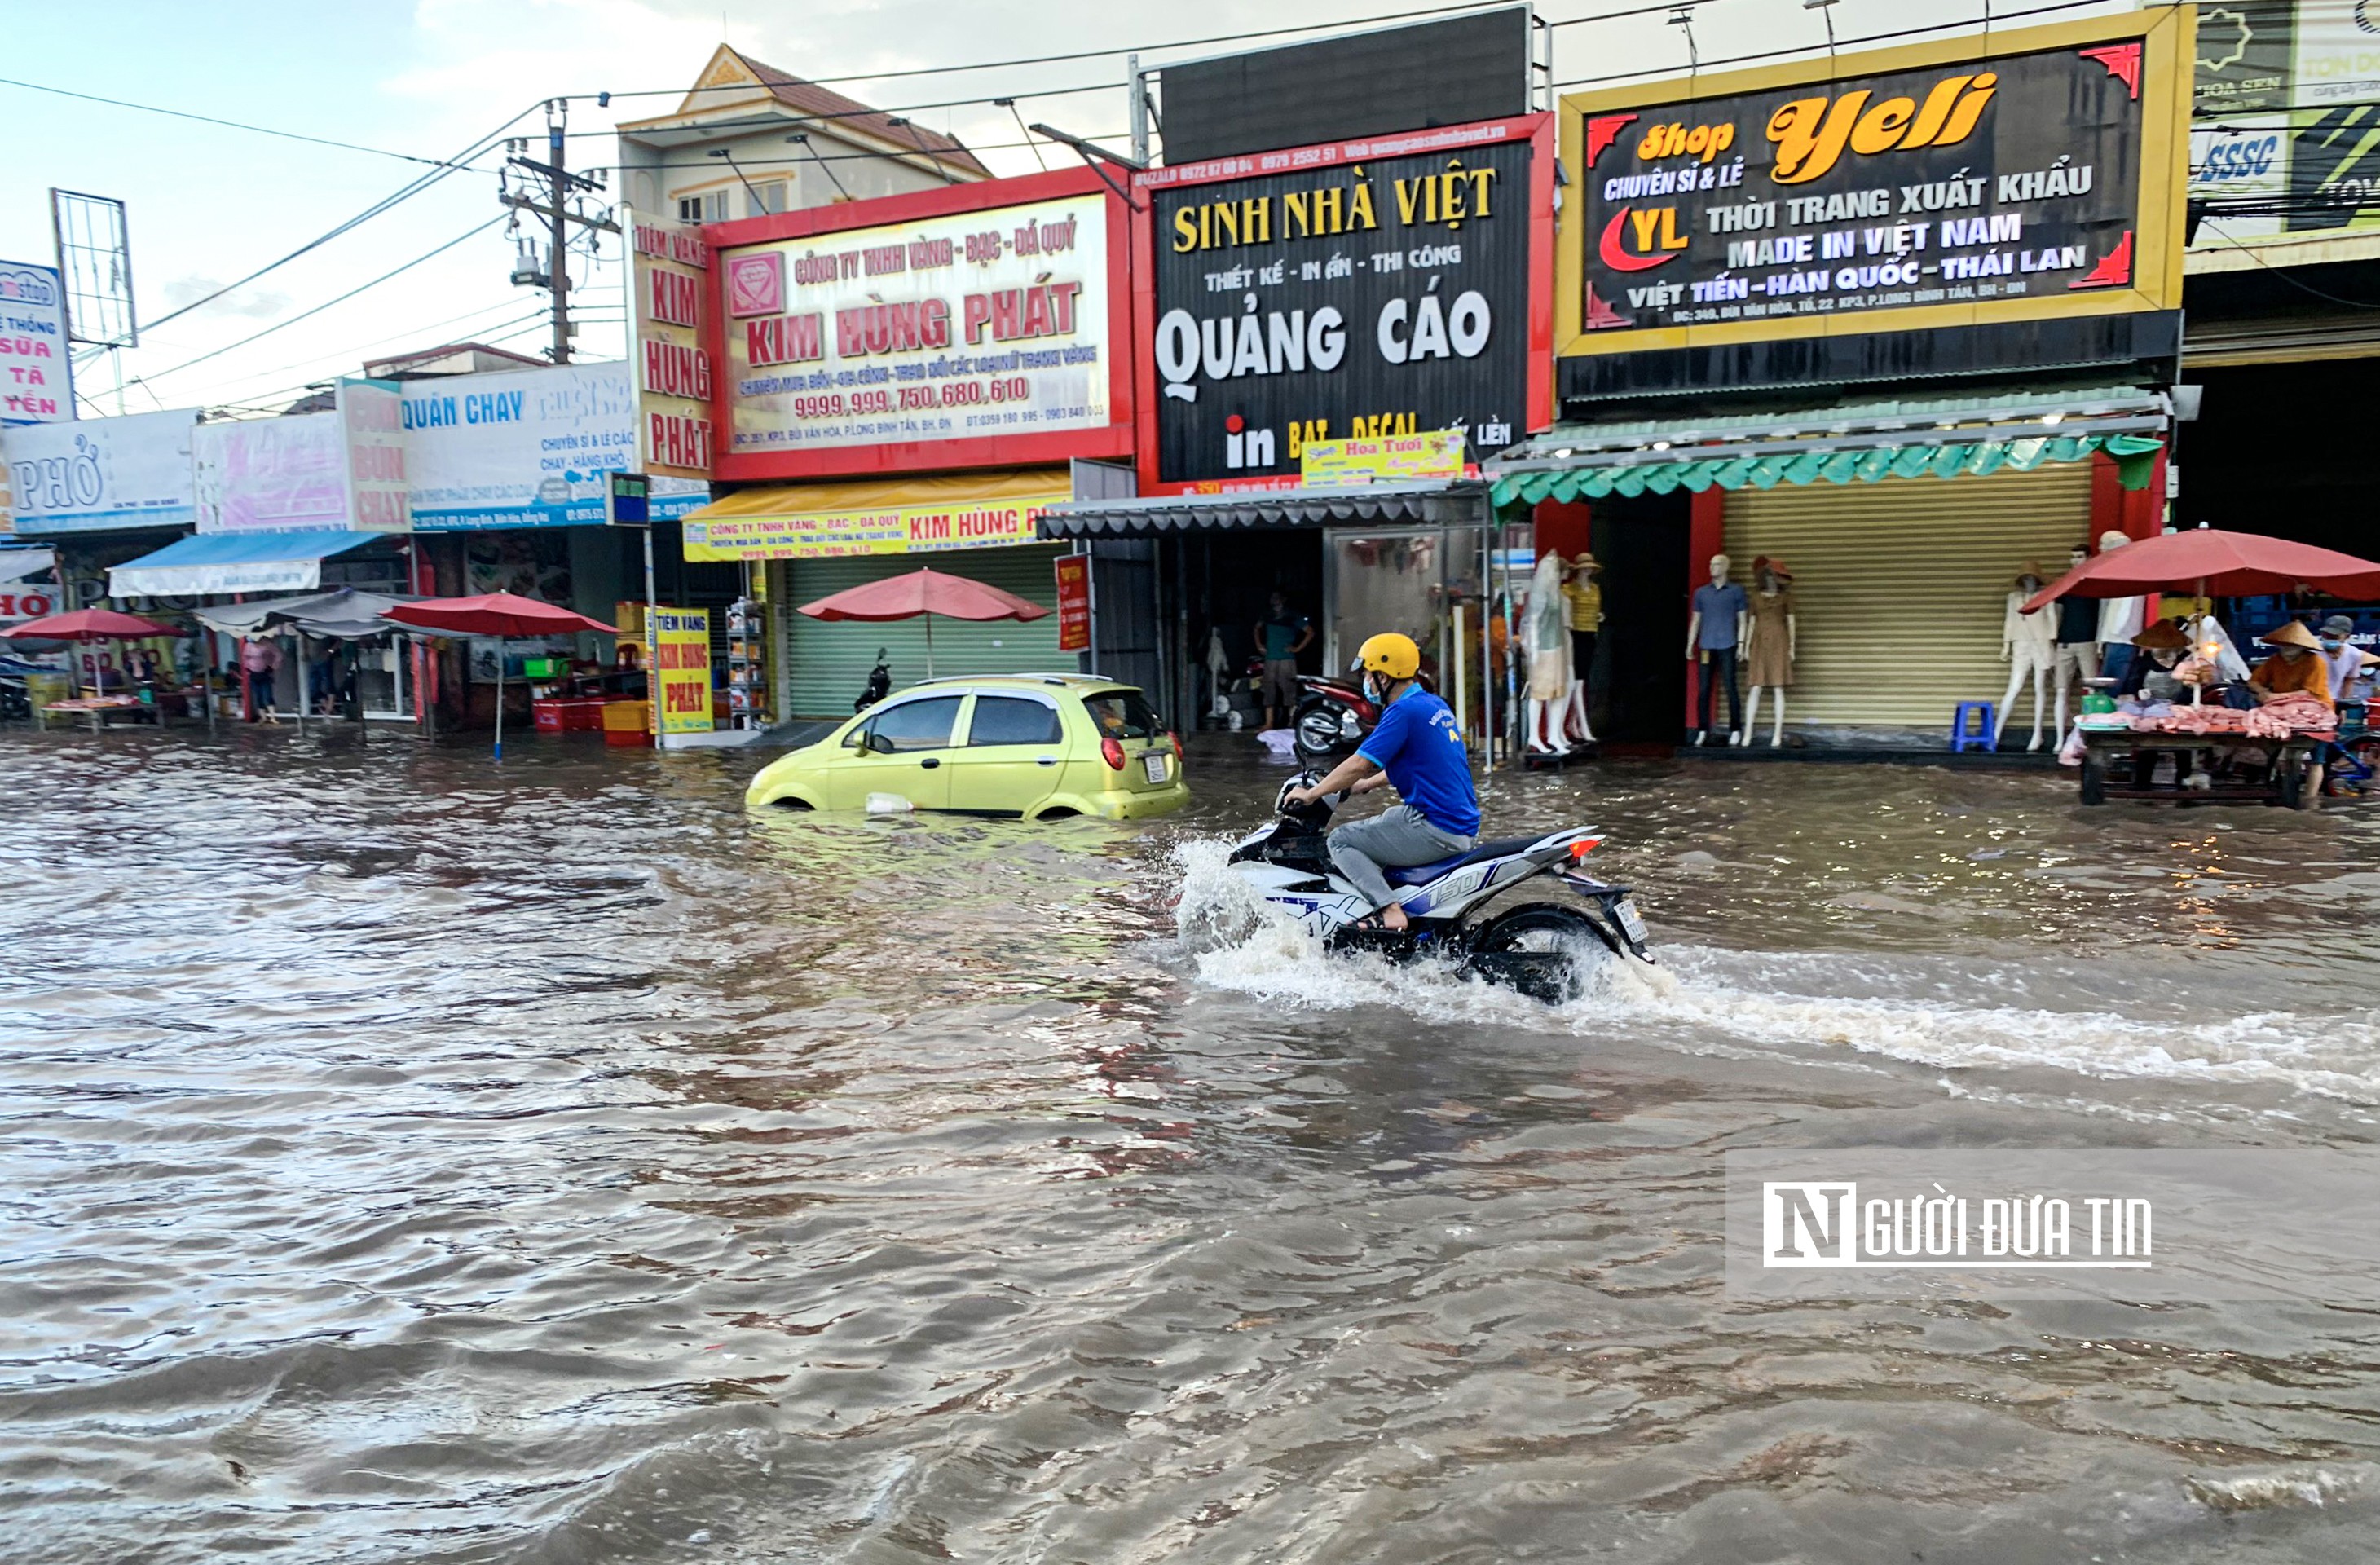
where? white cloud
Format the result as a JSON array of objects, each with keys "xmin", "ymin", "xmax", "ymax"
[{"xmin": 161, "ymin": 276, "xmax": 293, "ymax": 319}]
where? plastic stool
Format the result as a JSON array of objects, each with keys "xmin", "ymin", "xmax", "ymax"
[{"xmin": 1950, "ymin": 700, "xmax": 1996, "ymax": 752}]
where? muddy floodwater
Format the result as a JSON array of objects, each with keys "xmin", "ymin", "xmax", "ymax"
[{"xmin": 4, "ymin": 727, "xmax": 2379, "ymax": 1563}]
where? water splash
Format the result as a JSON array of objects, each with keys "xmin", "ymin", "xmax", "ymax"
[{"xmin": 1168, "ymin": 836, "xmax": 2380, "ymax": 1104}]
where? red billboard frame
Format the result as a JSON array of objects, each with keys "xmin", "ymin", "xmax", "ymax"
[
  {"xmin": 701, "ymin": 165, "xmax": 1135, "ymax": 483},
  {"xmin": 1127, "ymin": 112, "xmax": 1557, "ymax": 496}
]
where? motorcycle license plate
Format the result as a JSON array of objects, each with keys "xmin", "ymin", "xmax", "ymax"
[
  {"xmin": 1613, "ymin": 897, "xmax": 1647, "ymax": 945},
  {"xmin": 1142, "ymin": 753, "xmax": 1170, "ymax": 784}
]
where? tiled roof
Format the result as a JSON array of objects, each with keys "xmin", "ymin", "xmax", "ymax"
[{"xmin": 734, "ymin": 50, "xmax": 989, "ymax": 179}]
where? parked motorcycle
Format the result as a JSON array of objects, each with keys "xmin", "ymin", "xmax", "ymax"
[
  {"xmin": 854, "ymin": 647, "xmax": 892, "ymax": 713},
  {"xmin": 1289, "ymin": 672, "xmax": 1377, "ymax": 763},
  {"xmin": 1224, "ymin": 772, "xmax": 1652, "ymax": 1003}
]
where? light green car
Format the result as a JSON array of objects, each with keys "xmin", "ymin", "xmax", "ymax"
[{"xmin": 746, "ymin": 674, "xmax": 1189, "ymax": 820}]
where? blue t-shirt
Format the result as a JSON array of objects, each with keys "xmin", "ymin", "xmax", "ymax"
[
  {"xmin": 1261, "ymin": 613, "xmax": 1309, "ymax": 660},
  {"xmin": 1358, "ymin": 687, "xmax": 1479, "ymax": 837},
  {"xmin": 1693, "ymin": 582, "xmax": 1749, "ymax": 650}
]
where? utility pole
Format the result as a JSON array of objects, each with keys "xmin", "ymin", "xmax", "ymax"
[
  {"xmin": 1128, "ymin": 55, "xmax": 1148, "ymax": 165},
  {"xmin": 501, "ymin": 99, "xmax": 617, "ymax": 364}
]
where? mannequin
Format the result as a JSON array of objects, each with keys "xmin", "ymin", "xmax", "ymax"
[
  {"xmin": 1205, "ymin": 626, "xmax": 1232, "ymax": 721},
  {"xmin": 1996, "ymin": 562, "xmax": 2057, "ymax": 749},
  {"xmin": 1560, "ymin": 551, "xmax": 1601, "ymax": 745},
  {"xmin": 1524, "ymin": 550, "xmax": 1572, "ymax": 754},
  {"xmin": 2051, "ymin": 543, "xmax": 2097, "ymax": 735},
  {"xmin": 1739, "ymin": 555, "xmax": 1797, "ymax": 747},
  {"xmin": 2094, "ymin": 530, "xmax": 2147, "ymax": 695},
  {"xmin": 1683, "ymin": 552, "xmax": 1749, "ymax": 746}
]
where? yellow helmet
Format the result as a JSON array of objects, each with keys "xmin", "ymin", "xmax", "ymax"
[{"xmin": 1355, "ymin": 632, "xmax": 1421, "ymax": 681}]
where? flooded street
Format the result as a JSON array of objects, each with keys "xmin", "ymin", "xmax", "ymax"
[{"xmin": 5, "ymin": 727, "xmax": 2379, "ymax": 1563}]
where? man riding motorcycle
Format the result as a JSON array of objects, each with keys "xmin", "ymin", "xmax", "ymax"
[{"xmin": 1284, "ymin": 633, "xmax": 1478, "ymax": 933}]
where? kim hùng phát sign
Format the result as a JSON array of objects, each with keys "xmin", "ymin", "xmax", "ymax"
[{"xmin": 1557, "ymin": 11, "xmax": 2193, "ymax": 357}]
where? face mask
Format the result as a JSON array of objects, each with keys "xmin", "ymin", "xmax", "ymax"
[
  {"xmin": 2323, "ymin": 638, "xmax": 2343, "ymax": 652},
  {"xmin": 1364, "ymin": 672, "xmax": 1386, "ymax": 705}
]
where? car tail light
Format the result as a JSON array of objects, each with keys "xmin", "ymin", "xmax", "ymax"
[
  {"xmin": 1568, "ymin": 837, "xmax": 1604, "ymax": 860},
  {"xmin": 1100, "ymin": 736, "xmax": 1126, "ymax": 772},
  {"xmin": 1169, "ymin": 731, "xmax": 1184, "ymax": 761}
]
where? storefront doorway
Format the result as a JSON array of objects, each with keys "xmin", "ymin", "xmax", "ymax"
[
  {"xmin": 1589, "ymin": 492, "xmax": 1690, "ymax": 746},
  {"xmin": 1190, "ymin": 531, "xmax": 1324, "ymax": 716}
]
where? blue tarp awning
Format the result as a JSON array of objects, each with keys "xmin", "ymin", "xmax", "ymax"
[{"xmin": 108, "ymin": 531, "xmax": 387, "ymax": 597}]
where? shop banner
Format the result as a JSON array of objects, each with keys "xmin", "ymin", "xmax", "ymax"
[
  {"xmin": 0, "ymin": 262, "xmax": 73, "ymax": 426},
  {"xmin": 1054, "ymin": 553, "xmax": 1090, "ymax": 652},
  {"xmin": 3, "ymin": 408, "xmax": 200, "ymax": 534},
  {"xmin": 1142, "ymin": 120, "xmax": 1542, "ymax": 492},
  {"xmin": 342, "ymin": 378, "xmax": 410, "ymax": 531},
  {"xmin": 1300, "ymin": 429, "xmax": 1467, "ymax": 488},
  {"xmin": 722, "ymin": 192, "xmax": 1111, "ymax": 457},
  {"xmin": 1560, "ymin": 14, "xmax": 2189, "ymax": 354},
  {"xmin": 628, "ymin": 208, "xmax": 716, "ymax": 479},
  {"xmin": 682, "ymin": 490, "xmax": 1065, "ymax": 562},
  {"xmin": 195, "ymin": 412, "xmax": 351, "ymax": 533},
  {"xmin": 0, "ymin": 546, "xmax": 55, "ymax": 624},
  {"xmin": 2187, "ymin": 2, "xmax": 2380, "ymax": 249},
  {"xmin": 403, "ymin": 362, "xmax": 708, "ymax": 531},
  {"xmin": 649, "ymin": 606, "xmax": 713, "ymax": 734}
]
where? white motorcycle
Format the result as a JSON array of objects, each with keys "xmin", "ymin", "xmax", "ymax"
[{"xmin": 1224, "ymin": 774, "xmax": 1654, "ymax": 1003}]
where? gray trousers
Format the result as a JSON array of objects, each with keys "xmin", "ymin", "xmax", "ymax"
[{"xmin": 1329, "ymin": 805, "xmax": 1474, "ymax": 913}]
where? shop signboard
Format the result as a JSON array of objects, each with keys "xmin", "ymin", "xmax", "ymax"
[
  {"xmin": 2, "ymin": 408, "xmax": 199, "ymax": 534},
  {"xmin": 2186, "ymin": 2, "xmax": 2380, "ymax": 250},
  {"xmin": 1053, "ymin": 553, "xmax": 1090, "ymax": 652},
  {"xmin": 707, "ymin": 168, "xmax": 1133, "ymax": 481},
  {"xmin": 628, "ymin": 207, "xmax": 715, "ymax": 480},
  {"xmin": 682, "ymin": 487, "xmax": 1067, "ymax": 562},
  {"xmin": 1558, "ymin": 12, "xmax": 2191, "ymax": 358},
  {"xmin": 1139, "ymin": 115, "xmax": 1554, "ymax": 493},
  {"xmin": 341, "ymin": 378, "xmax": 409, "ymax": 531},
  {"xmin": 0, "ymin": 262, "xmax": 72, "ymax": 426},
  {"xmin": 649, "ymin": 606, "xmax": 713, "ymax": 734},
  {"xmin": 1300, "ymin": 428, "xmax": 1467, "ymax": 488},
  {"xmin": 403, "ymin": 363, "xmax": 707, "ymax": 531},
  {"xmin": 0, "ymin": 546, "xmax": 55, "ymax": 624},
  {"xmin": 194, "ymin": 412, "xmax": 349, "ymax": 533}
]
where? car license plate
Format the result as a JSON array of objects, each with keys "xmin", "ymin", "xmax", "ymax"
[
  {"xmin": 1142, "ymin": 753, "xmax": 1169, "ymax": 784},
  {"xmin": 1613, "ymin": 897, "xmax": 1646, "ymax": 945}
]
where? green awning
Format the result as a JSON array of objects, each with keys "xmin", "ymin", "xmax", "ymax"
[{"xmin": 1492, "ymin": 432, "xmax": 2163, "ymax": 510}]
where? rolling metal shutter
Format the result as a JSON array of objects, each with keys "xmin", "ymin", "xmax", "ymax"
[
  {"xmin": 1724, "ymin": 465, "xmax": 2095, "ymax": 732},
  {"xmin": 772, "ymin": 545, "xmax": 1067, "ymax": 719}
]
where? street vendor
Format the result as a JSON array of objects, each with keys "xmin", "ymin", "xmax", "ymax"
[
  {"xmin": 2124, "ymin": 619, "xmax": 2190, "ymax": 703},
  {"xmin": 2246, "ymin": 619, "xmax": 2335, "ymax": 711}
]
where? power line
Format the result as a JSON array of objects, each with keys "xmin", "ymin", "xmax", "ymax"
[
  {"xmin": 582, "ymin": 0, "xmax": 1527, "ymax": 99},
  {"xmin": 0, "ymin": 73, "xmax": 483, "ymax": 169},
  {"xmin": 178, "ymin": 297, "xmax": 554, "ymax": 405},
  {"xmin": 1551, "ymin": 0, "xmax": 2135, "ymax": 90},
  {"xmin": 134, "ymin": 214, "xmax": 510, "ymax": 387},
  {"xmin": 141, "ymin": 104, "xmax": 538, "ymax": 338}
]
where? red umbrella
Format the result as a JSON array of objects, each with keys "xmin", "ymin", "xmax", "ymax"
[
  {"xmin": 2, "ymin": 606, "xmax": 179, "ymax": 641},
  {"xmin": 381, "ymin": 592, "xmax": 615, "ymax": 637},
  {"xmin": 2021, "ymin": 528, "xmax": 2380, "ymax": 611},
  {"xmin": 2, "ymin": 606, "xmax": 182, "ymax": 701},
  {"xmin": 381, "ymin": 593, "xmax": 616, "ymax": 759},
  {"xmin": 797, "ymin": 567, "xmax": 1049, "ymax": 677}
]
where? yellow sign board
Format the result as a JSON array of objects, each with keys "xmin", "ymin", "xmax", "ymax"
[
  {"xmin": 1299, "ymin": 429, "xmax": 1468, "ymax": 489},
  {"xmin": 649, "ymin": 606, "xmax": 713, "ymax": 734},
  {"xmin": 1555, "ymin": 10, "xmax": 2193, "ymax": 359},
  {"xmin": 681, "ymin": 493, "xmax": 1065, "ymax": 562}
]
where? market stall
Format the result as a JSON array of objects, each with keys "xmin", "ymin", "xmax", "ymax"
[{"xmin": 2024, "ymin": 527, "xmax": 2380, "ymax": 808}]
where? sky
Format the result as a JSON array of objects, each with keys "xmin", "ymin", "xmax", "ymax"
[{"xmin": 0, "ymin": 0, "xmax": 2139, "ymax": 418}]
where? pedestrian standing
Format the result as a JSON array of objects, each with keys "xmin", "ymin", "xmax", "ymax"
[
  {"xmin": 1254, "ymin": 589, "xmax": 1315, "ymax": 732},
  {"xmin": 240, "ymin": 635, "xmax": 284, "ymax": 725}
]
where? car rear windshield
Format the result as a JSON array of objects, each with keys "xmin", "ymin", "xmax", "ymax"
[{"xmin": 1082, "ymin": 690, "xmax": 1161, "ymax": 740}]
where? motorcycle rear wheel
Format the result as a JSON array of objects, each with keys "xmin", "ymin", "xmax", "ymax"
[
  {"xmin": 1465, "ymin": 903, "xmax": 1617, "ymax": 1003},
  {"xmin": 1292, "ymin": 698, "xmax": 1355, "ymax": 761}
]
